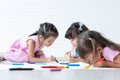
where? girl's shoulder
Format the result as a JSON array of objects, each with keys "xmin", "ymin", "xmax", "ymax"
[
  {"xmin": 27, "ymin": 36, "xmax": 44, "ymax": 48},
  {"xmin": 27, "ymin": 36, "xmax": 38, "ymax": 42},
  {"xmin": 103, "ymin": 47, "xmax": 119, "ymax": 52},
  {"xmin": 25, "ymin": 36, "xmax": 39, "ymax": 45},
  {"xmin": 102, "ymin": 47, "xmax": 119, "ymax": 54}
]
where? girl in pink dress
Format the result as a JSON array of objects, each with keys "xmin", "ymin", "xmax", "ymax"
[
  {"xmin": 77, "ymin": 30, "xmax": 120, "ymax": 68},
  {"xmin": 3, "ymin": 22, "xmax": 59, "ymax": 62}
]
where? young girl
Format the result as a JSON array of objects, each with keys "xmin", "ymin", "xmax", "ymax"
[
  {"xmin": 2, "ymin": 22, "xmax": 59, "ymax": 62},
  {"xmin": 64, "ymin": 22, "xmax": 89, "ymax": 63},
  {"xmin": 77, "ymin": 30, "xmax": 120, "ymax": 68}
]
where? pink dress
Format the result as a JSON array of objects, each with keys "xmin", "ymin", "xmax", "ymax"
[
  {"xmin": 3, "ymin": 36, "xmax": 46, "ymax": 62},
  {"xmin": 102, "ymin": 47, "xmax": 120, "ymax": 62}
]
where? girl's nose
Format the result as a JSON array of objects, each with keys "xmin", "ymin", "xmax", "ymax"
[
  {"xmin": 71, "ymin": 41, "xmax": 74, "ymax": 45},
  {"xmin": 49, "ymin": 43, "xmax": 53, "ymax": 46}
]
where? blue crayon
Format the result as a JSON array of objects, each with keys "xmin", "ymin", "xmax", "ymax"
[
  {"xmin": 28, "ymin": 62, "xmax": 47, "ymax": 65},
  {"xmin": 59, "ymin": 62, "xmax": 68, "ymax": 65},
  {"xmin": 12, "ymin": 63, "xmax": 24, "ymax": 65},
  {"xmin": 67, "ymin": 63, "xmax": 80, "ymax": 66},
  {"xmin": 28, "ymin": 62, "xmax": 35, "ymax": 64},
  {"xmin": 35, "ymin": 62, "xmax": 47, "ymax": 65}
]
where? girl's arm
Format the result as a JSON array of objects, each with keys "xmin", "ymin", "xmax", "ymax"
[
  {"xmin": 104, "ymin": 53, "xmax": 120, "ymax": 68},
  {"xmin": 114, "ymin": 54, "xmax": 120, "ymax": 64},
  {"xmin": 95, "ymin": 54, "xmax": 120, "ymax": 68},
  {"xmin": 69, "ymin": 57, "xmax": 85, "ymax": 63},
  {"xmin": 27, "ymin": 39, "xmax": 48, "ymax": 62},
  {"xmin": 65, "ymin": 52, "xmax": 85, "ymax": 63},
  {"xmin": 95, "ymin": 60, "xmax": 120, "ymax": 68},
  {"xmin": 102, "ymin": 61, "xmax": 120, "ymax": 68}
]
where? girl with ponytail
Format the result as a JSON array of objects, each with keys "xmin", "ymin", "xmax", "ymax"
[
  {"xmin": 3, "ymin": 22, "xmax": 59, "ymax": 62},
  {"xmin": 77, "ymin": 30, "xmax": 120, "ymax": 68},
  {"xmin": 64, "ymin": 22, "xmax": 89, "ymax": 63}
]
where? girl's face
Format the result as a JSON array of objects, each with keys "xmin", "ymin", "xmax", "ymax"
[
  {"xmin": 43, "ymin": 36, "xmax": 57, "ymax": 47},
  {"xmin": 70, "ymin": 37, "xmax": 77, "ymax": 48},
  {"xmin": 85, "ymin": 47, "xmax": 103, "ymax": 64},
  {"xmin": 85, "ymin": 52, "xmax": 93, "ymax": 63}
]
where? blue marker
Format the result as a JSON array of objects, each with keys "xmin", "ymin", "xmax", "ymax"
[
  {"xmin": 12, "ymin": 63, "xmax": 24, "ymax": 65},
  {"xmin": 59, "ymin": 62, "xmax": 68, "ymax": 65},
  {"xmin": 9, "ymin": 68, "xmax": 34, "ymax": 71},
  {"xmin": 35, "ymin": 62, "xmax": 47, "ymax": 65},
  {"xmin": 28, "ymin": 62, "xmax": 47, "ymax": 65},
  {"xmin": 28, "ymin": 62, "xmax": 35, "ymax": 64},
  {"xmin": 67, "ymin": 63, "xmax": 80, "ymax": 66}
]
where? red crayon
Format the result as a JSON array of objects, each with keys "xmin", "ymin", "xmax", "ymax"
[
  {"xmin": 41, "ymin": 66, "xmax": 68, "ymax": 68},
  {"xmin": 41, "ymin": 66, "xmax": 58, "ymax": 68}
]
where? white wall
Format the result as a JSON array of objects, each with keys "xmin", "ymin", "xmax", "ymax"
[{"xmin": 0, "ymin": 0, "xmax": 120, "ymax": 57}]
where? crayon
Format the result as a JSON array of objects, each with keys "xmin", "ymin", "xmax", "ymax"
[
  {"xmin": 59, "ymin": 62, "xmax": 68, "ymax": 65},
  {"xmin": 9, "ymin": 68, "xmax": 34, "ymax": 71},
  {"xmin": 41, "ymin": 66, "xmax": 69, "ymax": 68},
  {"xmin": 12, "ymin": 63, "xmax": 24, "ymax": 65},
  {"xmin": 28, "ymin": 62, "xmax": 35, "ymax": 64},
  {"xmin": 67, "ymin": 63, "xmax": 80, "ymax": 66},
  {"xmin": 50, "ymin": 68, "xmax": 62, "ymax": 71},
  {"xmin": 84, "ymin": 58, "xmax": 105, "ymax": 69},
  {"xmin": 84, "ymin": 64, "xmax": 91, "ymax": 69},
  {"xmin": 55, "ymin": 59, "xmax": 59, "ymax": 63},
  {"xmin": 35, "ymin": 62, "xmax": 47, "ymax": 65},
  {"xmin": 96, "ymin": 58, "xmax": 105, "ymax": 64},
  {"xmin": 28, "ymin": 62, "xmax": 47, "ymax": 65}
]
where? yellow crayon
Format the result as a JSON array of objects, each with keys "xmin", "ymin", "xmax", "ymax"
[{"xmin": 84, "ymin": 64, "xmax": 91, "ymax": 69}]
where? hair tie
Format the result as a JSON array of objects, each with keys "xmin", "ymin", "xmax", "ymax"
[
  {"xmin": 79, "ymin": 22, "xmax": 84, "ymax": 31},
  {"xmin": 88, "ymin": 38, "xmax": 92, "ymax": 40},
  {"xmin": 43, "ymin": 25, "xmax": 46, "ymax": 33}
]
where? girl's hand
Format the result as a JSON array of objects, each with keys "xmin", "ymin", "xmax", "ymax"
[
  {"xmin": 65, "ymin": 52, "xmax": 79, "ymax": 63},
  {"xmin": 68, "ymin": 57, "xmax": 77, "ymax": 63},
  {"xmin": 65, "ymin": 52, "xmax": 71, "ymax": 59},
  {"xmin": 50, "ymin": 55, "xmax": 56, "ymax": 61},
  {"xmin": 65, "ymin": 52, "xmax": 80, "ymax": 63},
  {"xmin": 93, "ymin": 61, "xmax": 106, "ymax": 67},
  {"xmin": 47, "ymin": 55, "xmax": 56, "ymax": 62}
]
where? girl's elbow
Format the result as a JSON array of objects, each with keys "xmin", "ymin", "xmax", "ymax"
[{"xmin": 29, "ymin": 57, "xmax": 35, "ymax": 62}]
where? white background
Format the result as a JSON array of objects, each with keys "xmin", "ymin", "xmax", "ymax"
[{"xmin": 0, "ymin": 0, "xmax": 120, "ymax": 57}]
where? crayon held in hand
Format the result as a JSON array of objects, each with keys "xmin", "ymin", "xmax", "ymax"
[{"xmin": 96, "ymin": 58, "xmax": 105, "ymax": 64}]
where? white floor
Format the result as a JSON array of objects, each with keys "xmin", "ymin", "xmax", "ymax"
[{"xmin": 0, "ymin": 61, "xmax": 120, "ymax": 80}]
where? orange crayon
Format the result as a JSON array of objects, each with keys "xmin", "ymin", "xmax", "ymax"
[{"xmin": 96, "ymin": 58, "xmax": 105, "ymax": 64}]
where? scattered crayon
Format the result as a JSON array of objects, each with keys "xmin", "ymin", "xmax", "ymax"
[
  {"xmin": 12, "ymin": 63, "xmax": 24, "ymax": 65},
  {"xmin": 50, "ymin": 68, "xmax": 62, "ymax": 71},
  {"xmin": 67, "ymin": 63, "xmax": 80, "ymax": 66},
  {"xmin": 84, "ymin": 64, "xmax": 91, "ymax": 69},
  {"xmin": 9, "ymin": 68, "xmax": 34, "ymax": 71},
  {"xmin": 41, "ymin": 65, "xmax": 69, "ymax": 68}
]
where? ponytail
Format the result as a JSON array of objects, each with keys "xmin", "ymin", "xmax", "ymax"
[
  {"xmin": 29, "ymin": 22, "xmax": 59, "ymax": 39},
  {"xmin": 89, "ymin": 38, "xmax": 98, "ymax": 64},
  {"xmin": 29, "ymin": 31, "xmax": 39, "ymax": 37}
]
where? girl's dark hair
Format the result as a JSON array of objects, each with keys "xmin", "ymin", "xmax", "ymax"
[
  {"xmin": 77, "ymin": 30, "xmax": 120, "ymax": 63},
  {"xmin": 29, "ymin": 22, "xmax": 59, "ymax": 39},
  {"xmin": 65, "ymin": 22, "xmax": 89, "ymax": 39}
]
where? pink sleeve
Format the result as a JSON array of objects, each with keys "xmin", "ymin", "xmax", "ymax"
[{"xmin": 102, "ymin": 47, "xmax": 120, "ymax": 62}]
